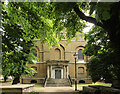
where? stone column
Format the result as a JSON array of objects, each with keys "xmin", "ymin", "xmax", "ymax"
[
  {"xmin": 63, "ymin": 65, "xmax": 66, "ymax": 79},
  {"xmin": 50, "ymin": 65, "xmax": 52, "ymax": 78},
  {"xmin": 47, "ymin": 65, "xmax": 49, "ymax": 78},
  {"xmin": 66, "ymin": 65, "xmax": 69, "ymax": 78}
]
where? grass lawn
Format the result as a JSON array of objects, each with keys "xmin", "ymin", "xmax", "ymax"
[
  {"xmin": 34, "ymin": 84, "xmax": 43, "ymax": 87},
  {"xmin": 33, "ymin": 82, "xmax": 112, "ymax": 87},
  {"xmin": 73, "ymin": 82, "xmax": 112, "ymax": 87}
]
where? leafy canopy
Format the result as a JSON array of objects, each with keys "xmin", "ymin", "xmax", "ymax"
[
  {"xmin": 83, "ymin": 26, "xmax": 120, "ymax": 83},
  {"xmin": 1, "ymin": 2, "xmax": 120, "ymax": 84}
]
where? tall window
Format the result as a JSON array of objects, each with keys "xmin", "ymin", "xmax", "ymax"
[
  {"xmin": 55, "ymin": 48, "xmax": 61, "ymax": 59},
  {"xmin": 31, "ymin": 49, "xmax": 37, "ymax": 57},
  {"xmin": 78, "ymin": 49, "xmax": 84, "ymax": 60}
]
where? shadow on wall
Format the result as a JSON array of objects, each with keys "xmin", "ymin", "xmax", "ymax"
[
  {"xmin": 31, "ymin": 80, "xmax": 37, "ymax": 83},
  {"xmin": 79, "ymin": 80, "xmax": 85, "ymax": 84}
]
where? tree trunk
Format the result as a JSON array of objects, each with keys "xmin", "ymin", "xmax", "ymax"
[
  {"xmin": 12, "ymin": 76, "xmax": 20, "ymax": 85},
  {"xmin": 4, "ymin": 75, "xmax": 7, "ymax": 82}
]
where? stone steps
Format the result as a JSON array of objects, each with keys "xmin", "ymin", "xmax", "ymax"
[{"xmin": 46, "ymin": 79, "xmax": 71, "ymax": 87}]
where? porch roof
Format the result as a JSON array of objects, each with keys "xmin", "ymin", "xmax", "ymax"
[{"xmin": 46, "ymin": 59, "xmax": 69, "ymax": 65}]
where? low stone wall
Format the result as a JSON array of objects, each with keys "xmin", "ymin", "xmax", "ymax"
[
  {"xmin": 71, "ymin": 78, "xmax": 92, "ymax": 84},
  {"xmin": 0, "ymin": 84, "xmax": 34, "ymax": 94},
  {"xmin": 20, "ymin": 78, "xmax": 44, "ymax": 84},
  {"xmin": 83, "ymin": 86, "xmax": 98, "ymax": 94},
  {"xmin": 83, "ymin": 85, "xmax": 120, "ymax": 94}
]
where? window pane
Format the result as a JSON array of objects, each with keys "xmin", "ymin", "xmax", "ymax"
[{"xmin": 78, "ymin": 49, "xmax": 84, "ymax": 60}]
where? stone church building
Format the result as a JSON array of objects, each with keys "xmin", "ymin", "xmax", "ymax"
[{"xmin": 21, "ymin": 32, "xmax": 92, "ymax": 86}]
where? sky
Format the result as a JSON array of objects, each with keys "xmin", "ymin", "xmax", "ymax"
[{"xmin": 83, "ymin": 22, "xmax": 94, "ymax": 34}]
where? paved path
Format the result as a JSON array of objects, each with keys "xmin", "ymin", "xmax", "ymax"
[
  {"xmin": 0, "ymin": 82, "xmax": 83, "ymax": 93},
  {"xmin": 33, "ymin": 87, "xmax": 83, "ymax": 92}
]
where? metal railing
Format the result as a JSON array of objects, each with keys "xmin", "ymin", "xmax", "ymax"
[
  {"xmin": 68, "ymin": 75, "xmax": 72, "ymax": 87},
  {"xmin": 43, "ymin": 75, "xmax": 47, "ymax": 87}
]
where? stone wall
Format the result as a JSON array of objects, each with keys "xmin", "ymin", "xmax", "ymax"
[
  {"xmin": 22, "ymin": 34, "xmax": 92, "ymax": 84},
  {"xmin": 83, "ymin": 85, "xmax": 120, "ymax": 94},
  {"xmin": 34, "ymin": 36, "xmax": 88, "ymax": 63},
  {"xmin": 0, "ymin": 84, "xmax": 34, "ymax": 94},
  {"xmin": 20, "ymin": 78, "xmax": 44, "ymax": 84},
  {"xmin": 28, "ymin": 63, "xmax": 47, "ymax": 78}
]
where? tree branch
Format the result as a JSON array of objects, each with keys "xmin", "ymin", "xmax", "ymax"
[{"xmin": 73, "ymin": 4, "xmax": 104, "ymax": 28}]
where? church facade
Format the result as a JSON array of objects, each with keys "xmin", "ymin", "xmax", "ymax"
[{"xmin": 21, "ymin": 34, "xmax": 92, "ymax": 84}]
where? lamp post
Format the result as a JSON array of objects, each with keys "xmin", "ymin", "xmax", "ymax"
[{"xmin": 73, "ymin": 52, "xmax": 77, "ymax": 91}]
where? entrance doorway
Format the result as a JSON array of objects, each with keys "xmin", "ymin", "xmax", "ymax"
[{"xmin": 55, "ymin": 70, "xmax": 61, "ymax": 79}]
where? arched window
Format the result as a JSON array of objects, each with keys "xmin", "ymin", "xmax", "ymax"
[
  {"xmin": 78, "ymin": 67, "xmax": 84, "ymax": 73},
  {"xmin": 79, "ymin": 80, "xmax": 85, "ymax": 83},
  {"xmin": 31, "ymin": 49, "xmax": 37, "ymax": 57},
  {"xmin": 78, "ymin": 49, "xmax": 84, "ymax": 60},
  {"xmin": 55, "ymin": 48, "xmax": 61, "ymax": 59},
  {"xmin": 60, "ymin": 44, "xmax": 65, "ymax": 60},
  {"xmin": 31, "ymin": 80, "xmax": 37, "ymax": 83}
]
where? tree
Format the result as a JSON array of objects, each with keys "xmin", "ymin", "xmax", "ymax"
[
  {"xmin": 53, "ymin": 2, "xmax": 120, "ymax": 48},
  {"xmin": 2, "ymin": 3, "xmax": 38, "ymax": 84},
  {"xmin": 2, "ymin": 2, "xmax": 120, "ymax": 84},
  {"xmin": 48, "ymin": 2, "xmax": 120, "ymax": 84},
  {"xmin": 2, "ymin": 2, "xmax": 64, "ymax": 84},
  {"xmin": 2, "ymin": 2, "xmax": 87, "ymax": 84},
  {"xmin": 83, "ymin": 26, "xmax": 120, "ymax": 83}
]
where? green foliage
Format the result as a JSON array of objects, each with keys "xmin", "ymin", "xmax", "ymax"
[
  {"xmin": 49, "ymin": 2, "xmax": 87, "ymax": 41},
  {"xmin": 89, "ymin": 2, "xmax": 113, "ymax": 22},
  {"xmin": 2, "ymin": 2, "xmax": 120, "ymax": 84},
  {"xmin": 2, "ymin": 3, "xmax": 37, "ymax": 81},
  {"xmin": 1, "ymin": 2, "xmax": 85, "ymax": 81},
  {"xmin": 34, "ymin": 84, "xmax": 43, "ymax": 87},
  {"xmin": 87, "ymin": 55, "xmax": 116, "ymax": 83},
  {"xmin": 83, "ymin": 26, "xmax": 108, "ymax": 56},
  {"xmin": 2, "ymin": 52, "xmax": 35, "ymax": 77},
  {"xmin": 84, "ymin": 26, "xmax": 120, "ymax": 83},
  {"xmin": 8, "ymin": 2, "xmax": 87, "ymax": 46},
  {"xmin": 2, "ymin": 2, "xmax": 83, "ymax": 81},
  {"xmin": 89, "ymin": 2, "xmax": 96, "ymax": 15},
  {"xmin": 6, "ymin": 2, "xmax": 60, "ymax": 48},
  {"xmin": 29, "ymin": 91, "xmax": 39, "ymax": 94}
]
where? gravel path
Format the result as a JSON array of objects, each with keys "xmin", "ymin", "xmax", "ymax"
[{"xmin": 0, "ymin": 82, "xmax": 83, "ymax": 93}]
